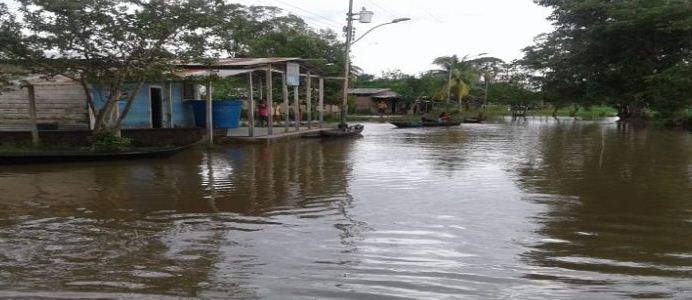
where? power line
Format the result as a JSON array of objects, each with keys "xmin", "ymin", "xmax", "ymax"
[
  {"xmin": 367, "ymin": 0, "xmax": 397, "ymax": 19},
  {"xmin": 261, "ymin": 0, "xmax": 343, "ymax": 29}
]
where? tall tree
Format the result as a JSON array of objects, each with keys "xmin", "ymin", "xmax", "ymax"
[
  {"xmin": 466, "ymin": 57, "xmax": 505, "ymax": 107},
  {"xmin": 0, "ymin": 3, "xmax": 23, "ymax": 92},
  {"xmin": 1, "ymin": 0, "xmax": 242, "ymax": 135},
  {"xmin": 232, "ymin": 7, "xmax": 346, "ymax": 106},
  {"xmin": 431, "ymin": 54, "xmax": 497, "ymax": 112},
  {"xmin": 522, "ymin": 0, "xmax": 692, "ymax": 120}
]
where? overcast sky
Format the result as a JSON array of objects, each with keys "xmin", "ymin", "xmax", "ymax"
[{"xmin": 233, "ymin": 0, "xmax": 555, "ymax": 76}]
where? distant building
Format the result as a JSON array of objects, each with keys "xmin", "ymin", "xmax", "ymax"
[{"xmin": 348, "ymin": 88, "xmax": 402, "ymax": 114}]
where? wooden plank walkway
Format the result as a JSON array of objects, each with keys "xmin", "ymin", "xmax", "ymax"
[{"xmin": 219, "ymin": 124, "xmax": 326, "ymax": 144}]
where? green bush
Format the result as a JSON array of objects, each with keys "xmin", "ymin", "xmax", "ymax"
[
  {"xmin": 89, "ymin": 132, "xmax": 132, "ymax": 152},
  {"xmin": 660, "ymin": 109, "xmax": 692, "ymax": 129}
]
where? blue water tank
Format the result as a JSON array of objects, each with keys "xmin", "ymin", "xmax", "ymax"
[
  {"xmin": 212, "ymin": 100, "xmax": 242, "ymax": 128},
  {"xmin": 187, "ymin": 100, "xmax": 243, "ymax": 128}
]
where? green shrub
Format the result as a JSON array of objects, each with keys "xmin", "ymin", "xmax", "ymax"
[
  {"xmin": 660, "ymin": 109, "xmax": 692, "ymax": 129},
  {"xmin": 89, "ymin": 132, "xmax": 132, "ymax": 152}
]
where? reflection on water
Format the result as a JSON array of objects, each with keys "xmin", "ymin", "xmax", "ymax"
[
  {"xmin": 0, "ymin": 118, "xmax": 691, "ymax": 299},
  {"xmin": 516, "ymin": 120, "xmax": 692, "ymax": 298}
]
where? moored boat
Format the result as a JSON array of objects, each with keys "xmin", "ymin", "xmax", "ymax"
[
  {"xmin": 0, "ymin": 142, "xmax": 199, "ymax": 165},
  {"xmin": 390, "ymin": 121, "xmax": 462, "ymax": 128},
  {"xmin": 318, "ymin": 124, "xmax": 364, "ymax": 137},
  {"xmin": 461, "ymin": 118, "xmax": 483, "ymax": 124}
]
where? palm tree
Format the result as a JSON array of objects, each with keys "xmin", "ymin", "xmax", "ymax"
[
  {"xmin": 465, "ymin": 57, "xmax": 505, "ymax": 107},
  {"xmin": 432, "ymin": 55, "xmax": 460, "ymax": 106},
  {"xmin": 431, "ymin": 54, "xmax": 485, "ymax": 112}
]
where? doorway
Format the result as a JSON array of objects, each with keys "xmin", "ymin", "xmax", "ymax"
[{"xmin": 150, "ymin": 87, "xmax": 163, "ymax": 128}]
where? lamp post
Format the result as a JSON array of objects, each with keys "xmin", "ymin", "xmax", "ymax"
[
  {"xmin": 351, "ymin": 17, "xmax": 411, "ymax": 45},
  {"xmin": 340, "ymin": 3, "xmax": 372, "ymax": 129},
  {"xmin": 339, "ymin": 0, "xmax": 373, "ymax": 130},
  {"xmin": 340, "ymin": 2, "xmax": 409, "ymax": 129}
]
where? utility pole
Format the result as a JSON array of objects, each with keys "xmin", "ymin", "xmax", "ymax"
[{"xmin": 339, "ymin": 0, "xmax": 355, "ymax": 130}]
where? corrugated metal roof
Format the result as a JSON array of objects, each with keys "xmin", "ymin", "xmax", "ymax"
[
  {"xmin": 176, "ymin": 57, "xmax": 302, "ymax": 68},
  {"xmin": 372, "ymin": 90, "xmax": 401, "ymax": 99},
  {"xmin": 174, "ymin": 69, "xmax": 255, "ymax": 78},
  {"xmin": 14, "ymin": 75, "xmax": 77, "ymax": 86},
  {"xmin": 348, "ymin": 88, "xmax": 390, "ymax": 95}
]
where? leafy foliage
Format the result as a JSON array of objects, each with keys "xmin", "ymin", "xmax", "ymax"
[
  {"xmin": 521, "ymin": 0, "xmax": 692, "ymax": 120},
  {"xmin": 353, "ymin": 69, "xmax": 445, "ymax": 108},
  {"xmin": 1, "ymin": 0, "xmax": 237, "ymax": 134},
  {"xmin": 89, "ymin": 131, "xmax": 132, "ymax": 152},
  {"xmin": 1, "ymin": 0, "xmax": 348, "ymax": 131}
]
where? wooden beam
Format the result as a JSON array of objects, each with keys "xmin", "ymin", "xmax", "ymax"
[
  {"xmin": 266, "ymin": 65, "xmax": 273, "ymax": 136},
  {"xmin": 206, "ymin": 81, "xmax": 213, "ymax": 147},
  {"xmin": 293, "ymin": 85, "xmax": 300, "ymax": 131},
  {"xmin": 319, "ymin": 78, "xmax": 324, "ymax": 127},
  {"xmin": 258, "ymin": 78, "xmax": 263, "ymax": 100},
  {"xmin": 282, "ymin": 70, "xmax": 290, "ymax": 133},
  {"xmin": 306, "ymin": 71, "xmax": 312, "ymax": 129},
  {"xmin": 248, "ymin": 72, "xmax": 255, "ymax": 137},
  {"xmin": 24, "ymin": 83, "xmax": 40, "ymax": 147},
  {"xmin": 168, "ymin": 82, "xmax": 173, "ymax": 128}
]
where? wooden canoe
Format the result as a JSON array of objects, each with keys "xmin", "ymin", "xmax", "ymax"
[
  {"xmin": 0, "ymin": 143, "xmax": 198, "ymax": 165},
  {"xmin": 319, "ymin": 124, "xmax": 364, "ymax": 137},
  {"xmin": 389, "ymin": 121, "xmax": 462, "ymax": 128}
]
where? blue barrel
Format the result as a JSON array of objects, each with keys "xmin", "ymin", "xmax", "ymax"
[
  {"xmin": 187, "ymin": 100, "xmax": 242, "ymax": 128},
  {"xmin": 212, "ymin": 100, "xmax": 242, "ymax": 128},
  {"xmin": 188, "ymin": 101, "xmax": 206, "ymax": 128}
]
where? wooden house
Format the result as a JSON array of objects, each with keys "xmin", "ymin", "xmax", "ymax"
[
  {"xmin": 1, "ymin": 58, "xmax": 332, "ymax": 141},
  {"xmin": 348, "ymin": 88, "xmax": 402, "ymax": 114},
  {"xmin": 0, "ymin": 75, "xmax": 89, "ymax": 131}
]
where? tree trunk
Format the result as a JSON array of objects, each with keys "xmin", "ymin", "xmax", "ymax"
[
  {"xmin": 113, "ymin": 80, "xmax": 145, "ymax": 134},
  {"xmin": 458, "ymin": 95, "xmax": 463, "ymax": 113},
  {"xmin": 93, "ymin": 79, "xmax": 124, "ymax": 134},
  {"xmin": 569, "ymin": 105, "xmax": 580, "ymax": 118},
  {"xmin": 617, "ymin": 104, "xmax": 647, "ymax": 122}
]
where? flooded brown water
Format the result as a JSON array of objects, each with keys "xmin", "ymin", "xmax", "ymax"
[{"xmin": 1, "ymin": 118, "xmax": 691, "ymax": 299}]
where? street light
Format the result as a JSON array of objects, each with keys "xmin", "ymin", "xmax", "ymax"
[
  {"xmin": 339, "ymin": 1, "xmax": 408, "ymax": 130},
  {"xmin": 351, "ymin": 17, "xmax": 411, "ymax": 45},
  {"xmin": 338, "ymin": 2, "xmax": 371, "ymax": 129}
]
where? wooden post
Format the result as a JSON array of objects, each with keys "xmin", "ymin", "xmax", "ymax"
[
  {"xmin": 319, "ymin": 78, "xmax": 324, "ymax": 127},
  {"xmin": 248, "ymin": 72, "xmax": 255, "ymax": 137},
  {"xmin": 168, "ymin": 82, "xmax": 174, "ymax": 128},
  {"xmin": 258, "ymin": 78, "xmax": 263, "ymax": 100},
  {"xmin": 24, "ymin": 83, "xmax": 40, "ymax": 147},
  {"xmin": 293, "ymin": 85, "xmax": 299, "ymax": 131},
  {"xmin": 266, "ymin": 65, "xmax": 273, "ymax": 136},
  {"xmin": 282, "ymin": 71, "xmax": 290, "ymax": 133},
  {"xmin": 206, "ymin": 81, "xmax": 213, "ymax": 147},
  {"xmin": 306, "ymin": 72, "xmax": 312, "ymax": 129}
]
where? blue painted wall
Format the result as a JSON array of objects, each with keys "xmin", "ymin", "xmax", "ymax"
[{"xmin": 92, "ymin": 82, "xmax": 191, "ymax": 129}]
